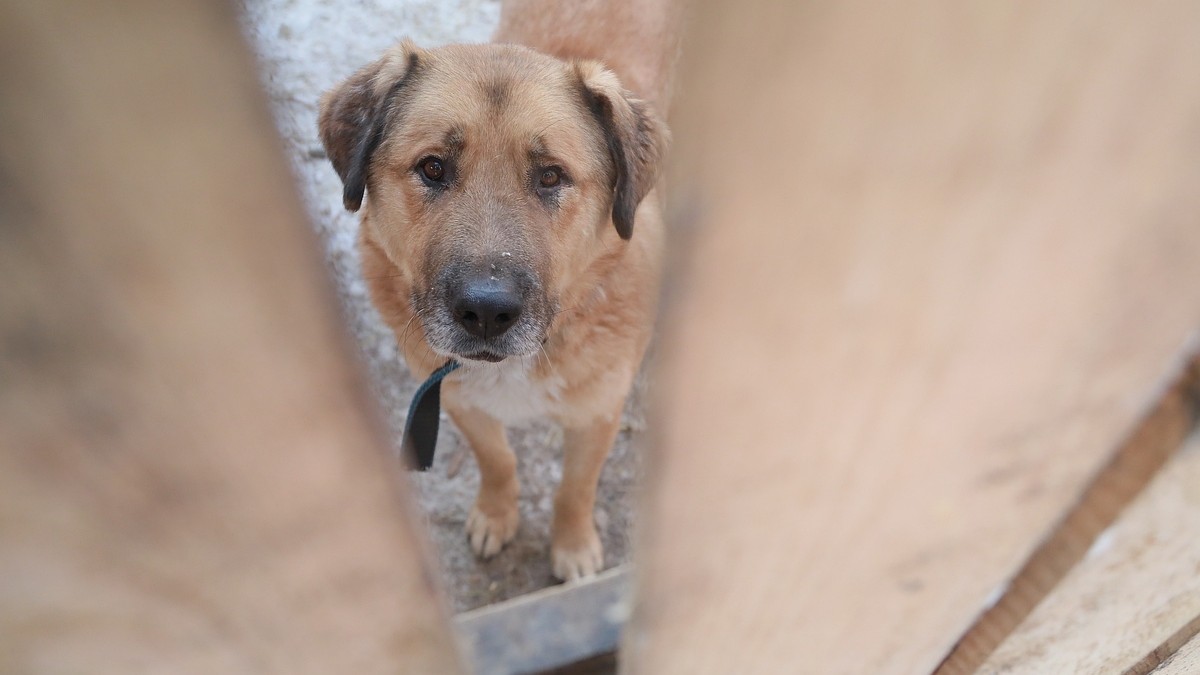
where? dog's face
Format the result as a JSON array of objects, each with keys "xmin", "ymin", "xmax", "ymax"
[{"xmin": 319, "ymin": 43, "xmax": 666, "ymax": 363}]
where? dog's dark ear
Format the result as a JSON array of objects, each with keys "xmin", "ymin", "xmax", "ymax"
[
  {"xmin": 576, "ymin": 62, "xmax": 669, "ymax": 240},
  {"xmin": 318, "ymin": 42, "xmax": 421, "ymax": 212}
]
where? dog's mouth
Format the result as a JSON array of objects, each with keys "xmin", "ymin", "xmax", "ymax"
[{"xmin": 461, "ymin": 350, "xmax": 507, "ymax": 363}]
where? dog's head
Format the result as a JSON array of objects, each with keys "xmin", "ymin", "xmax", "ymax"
[{"xmin": 319, "ymin": 42, "xmax": 667, "ymax": 363}]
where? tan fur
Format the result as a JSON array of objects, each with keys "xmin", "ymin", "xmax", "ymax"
[
  {"xmin": 320, "ymin": 37, "xmax": 669, "ymax": 580},
  {"xmin": 495, "ymin": 0, "xmax": 683, "ymax": 116}
]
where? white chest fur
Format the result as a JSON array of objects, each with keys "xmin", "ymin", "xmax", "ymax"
[{"xmin": 452, "ymin": 356, "xmax": 566, "ymax": 425}]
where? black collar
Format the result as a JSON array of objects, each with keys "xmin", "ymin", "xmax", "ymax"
[{"xmin": 401, "ymin": 359, "xmax": 461, "ymax": 471}]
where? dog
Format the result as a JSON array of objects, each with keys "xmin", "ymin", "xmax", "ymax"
[{"xmin": 318, "ymin": 38, "xmax": 668, "ymax": 580}]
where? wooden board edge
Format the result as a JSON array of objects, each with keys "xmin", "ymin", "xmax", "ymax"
[{"xmin": 455, "ymin": 565, "xmax": 630, "ymax": 674}]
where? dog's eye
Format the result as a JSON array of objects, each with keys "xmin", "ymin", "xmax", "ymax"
[
  {"xmin": 419, "ymin": 157, "xmax": 446, "ymax": 183},
  {"xmin": 538, "ymin": 167, "xmax": 562, "ymax": 188}
]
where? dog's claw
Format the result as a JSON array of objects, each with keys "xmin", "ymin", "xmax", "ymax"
[
  {"xmin": 551, "ymin": 525, "xmax": 603, "ymax": 581},
  {"xmin": 466, "ymin": 503, "xmax": 518, "ymax": 558}
]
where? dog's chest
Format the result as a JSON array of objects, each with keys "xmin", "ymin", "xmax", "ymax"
[{"xmin": 454, "ymin": 359, "xmax": 566, "ymax": 424}]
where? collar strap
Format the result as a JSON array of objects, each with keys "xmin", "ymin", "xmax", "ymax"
[{"xmin": 401, "ymin": 359, "xmax": 461, "ymax": 471}]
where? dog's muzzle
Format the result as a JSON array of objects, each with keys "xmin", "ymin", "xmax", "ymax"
[{"xmin": 431, "ymin": 261, "xmax": 546, "ymax": 362}]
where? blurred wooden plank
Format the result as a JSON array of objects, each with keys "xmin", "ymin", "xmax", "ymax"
[
  {"xmin": 0, "ymin": 2, "xmax": 462, "ymax": 673},
  {"xmin": 978, "ymin": 435, "xmax": 1200, "ymax": 674},
  {"xmin": 455, "ymin": 565, "xmax": 629, "ymax": 675},
  {"xmin": 627, "ymin": 1, "xmax": 1200, "ymax": 673}
]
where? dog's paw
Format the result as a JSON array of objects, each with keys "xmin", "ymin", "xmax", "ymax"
[
  {"xmin": 551, "ymin": 523, "xmax": 603, "ymax": 581},
  {"xmin": 466, "ymin": 501, "xmax": 519, "ymax": 558}
]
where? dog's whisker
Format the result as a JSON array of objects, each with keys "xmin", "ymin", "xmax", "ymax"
[
  {"xmin": 398, "ymin": 305, "xmax": 433, "ymax": 355},
  {"xmin": 398, "ymin": 314, "xmax": 419, "ymax": 347},
  {"xmin": 532, "ymin": 114, "xmax": 573, "ymax": 139},
  {"xmin": 538, "ymin": 343, "xmax": 557, "ymax": 375}
]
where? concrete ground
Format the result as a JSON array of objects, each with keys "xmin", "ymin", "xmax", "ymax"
[{"xmin": 240, "ymin": 0, "xmax": 644, "ymax": 612}]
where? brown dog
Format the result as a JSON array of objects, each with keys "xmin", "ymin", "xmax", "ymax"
[{"xmin": 318, "ymin": 40, "xmax": 667, "ymax": 580}]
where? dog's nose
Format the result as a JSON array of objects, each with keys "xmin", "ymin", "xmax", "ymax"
[{"xmin": 454, "ymin": 278, "xmax": 523, "ymax": 339}]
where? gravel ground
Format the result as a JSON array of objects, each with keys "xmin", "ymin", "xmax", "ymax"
[{"xmin": 239, "ymin": 0, "xmax": 644, "ymax": 612}]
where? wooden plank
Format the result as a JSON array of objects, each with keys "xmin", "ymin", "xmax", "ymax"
[
  {"xmin": 1152, "ymin": 631, "xmax": 1200, "ymax": 675},
  {"xmin": 1128, "ymin": 617, "xmax": 1200, "ymax": 675},
  {"xmin": 977, "ymin": 434, "xmax": 1200, "ymax": 674},
  {"xmin": 625, "ymin": 1, "xmax": 1200, "ymax": 673},
  {"xmin": 937, "ymin": 363, "xmax": 1200, "ymax": 673},
  {"xmin": 455, "ymin": 565, "xmax": 629, "ymax": 675},
  {"xmin": 0, "ymin": 3, "xmax": 462, "ymax": 673}
]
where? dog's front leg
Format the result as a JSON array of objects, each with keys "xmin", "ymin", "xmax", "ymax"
[
  {"xmin": 444, "ymin": 394, "xmax": 520, "ymax": 558},
  {"xmin": 551, "ymin": 412, "xmax": 621, "ymax": 581}
]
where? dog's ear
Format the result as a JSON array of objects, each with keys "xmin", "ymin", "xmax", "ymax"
[
  {"xmin": 318, "ymin": 41, "xmax": 422, "ymax": 212},
  {"xmin": 576, "ymin": 62, "xmax": 669, "ymax": 240}
]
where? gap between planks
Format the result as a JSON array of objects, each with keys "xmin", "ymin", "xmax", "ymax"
[
  {"xmin": 1148, "ymin": 626, "xmax": 1200, "ymax": 675},
  {"xmin": 1126, "ymin": 613, "xmax": 1200, "ymax": 675},
  {"xmin": 935, "ymin": 348, "xmax": 1200, "ymax": 674}
]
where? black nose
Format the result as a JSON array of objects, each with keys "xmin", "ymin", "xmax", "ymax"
[{"xmin": 453, "ymin": 278, "xmax": 523, "ymax": 339}]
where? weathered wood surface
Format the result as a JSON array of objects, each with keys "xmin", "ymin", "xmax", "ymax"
[
  {"xmin": 976, "ymin": 433, "xmax": 1200, "ymax": 675},
  {"xmin": 456, "ymin": 565, "xmax": 629, "ymax": 675},
  {"xmin": 938, "ymin": 363, "xmax": 1200, "ymax": 674},
  {"xmin": 1152, "ymin": 631, "xmax": 1200, "ymax": 675},
  {"xmin": 626, "ymin": 1, "xmax": 1200, "ymax": 673},
  {"xmin": 0, "ymin": 2, "xmax": 461, "ymax": 673}
]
